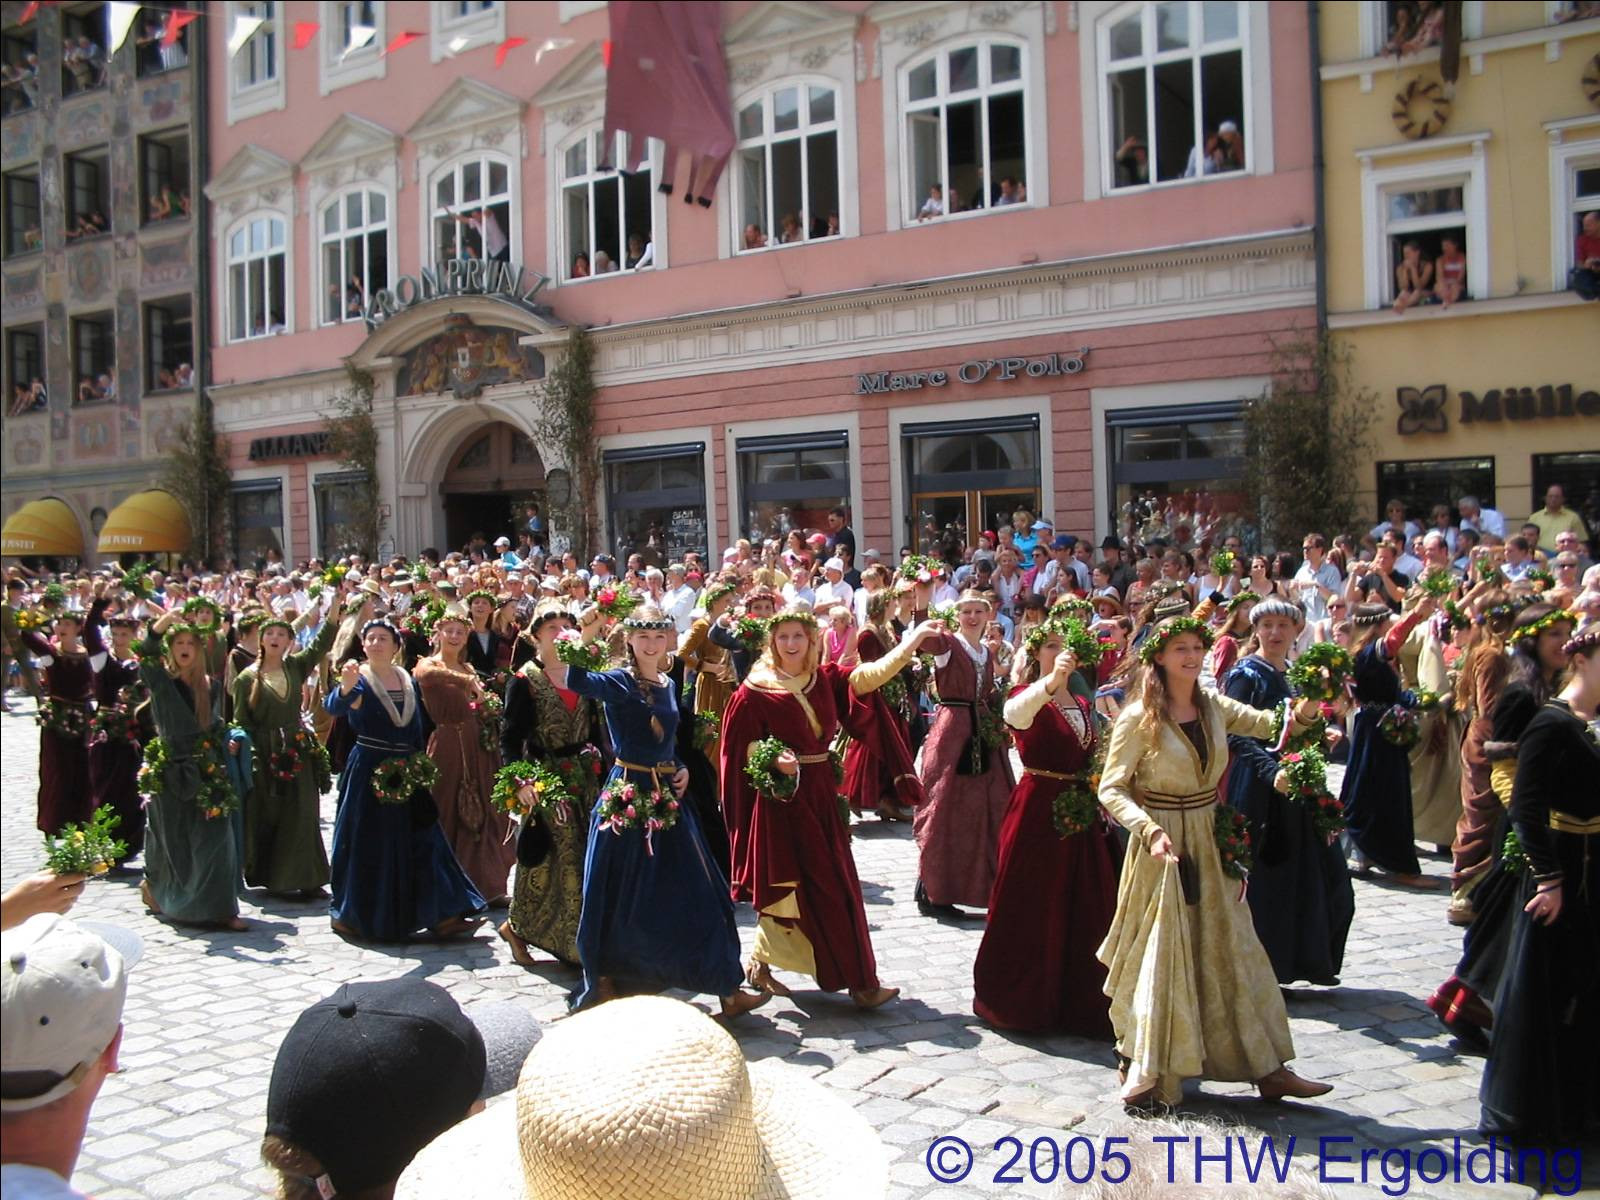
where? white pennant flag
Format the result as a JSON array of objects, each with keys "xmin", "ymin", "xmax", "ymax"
[
  {"xmin": 341, "ymin": 23, "xmax": 376, "ymax": 59},
  {"xmin": 535, "ymin": 37, "xmax": 575, "ymax": 64},
  {"xmin": 445, "ymin": 34, "xmax": 472, "ymax": 56},
  {"xmin": 107, "ymin": 1, "xmax": 141, "ymax": 54},
  {"xmin": 228, "ymin": 15, "xmax": 266, "ymax": 58}
]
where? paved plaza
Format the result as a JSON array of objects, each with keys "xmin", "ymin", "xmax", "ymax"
[{"xmin": 2, "ymin": 699, "xmax": 1593, "ymax": 1200}]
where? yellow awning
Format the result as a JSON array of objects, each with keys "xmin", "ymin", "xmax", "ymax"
[
  {"xmin": 97, "ymin": 490, "xmax": 191, "ymax": 554},
  {"xmin": 1, "ymin": 498, "xmax": 85, "ymax": 557}
]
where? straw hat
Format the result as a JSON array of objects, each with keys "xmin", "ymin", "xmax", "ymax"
[{"xmin": 397, "ymin": 996, "xmax": 886, "ymax": 1200}]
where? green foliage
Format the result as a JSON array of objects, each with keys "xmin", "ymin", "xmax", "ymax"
[
  {"xmin": 322, "ymin": 364, "xmax": 383, "ymax": 557},
  {"xmin": 1243, "ymin": 335, "xmax": 1377, "ymax": 549},
  {"xmin": 158, "ymin": 398, "xmax": 232, "ymax": 562},
  {"xmin": 534, "ymin": 328, "xmax": 600, "ymax": 561}
]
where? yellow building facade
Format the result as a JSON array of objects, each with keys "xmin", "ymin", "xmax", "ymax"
[{"xmin": 1320, "ymin": 1, "xmax": 1599, "ymax": 534}]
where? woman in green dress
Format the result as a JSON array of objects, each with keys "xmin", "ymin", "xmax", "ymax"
[{"xmin": 231, "ymin": 607, "xmax": 342, "ymax": 898}]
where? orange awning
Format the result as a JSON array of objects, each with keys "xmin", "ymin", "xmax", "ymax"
[
  {"xmin": 97, "ymin": 489, "xmax": 191, "ymax": 554},
  {"xmin": 1, "ymin": 498, "xmax": 85, "ymax": 557}
]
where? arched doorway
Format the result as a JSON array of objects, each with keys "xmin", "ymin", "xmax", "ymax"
[{"xmin": 440, "ymin": 422, "xmax": 545, "ymax": 552}]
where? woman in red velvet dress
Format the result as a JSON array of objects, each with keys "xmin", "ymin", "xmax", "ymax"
[
  {"xmin": 841, "ymin": 590, "xmax": 918, "ymax": 822},
  {"xmin": 720, "ymin": 609, "xmax": 941, "ymax": 1008},
  {"xmin": 20, "ymin": 608, "xmax": 96, "ymax": 834},
  {"xmin": 974, "ymin": 621, "xmax": 1119, "ymax": 1036}
]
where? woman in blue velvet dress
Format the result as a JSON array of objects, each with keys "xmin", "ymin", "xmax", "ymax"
[
  {"xmin": 325, "ymin": 618, "xmax": 485, "ymax": 942},
  {"xmin": 555, "ymin": 604, "xmax": 767, "ymax": 1017},
  {"xmin": 1223, "ymin": 597, "xmax": 1354, "ymax": 985}
]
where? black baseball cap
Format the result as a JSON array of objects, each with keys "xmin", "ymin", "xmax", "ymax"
[{"xmin": 265, "ymin": 979, "xmax": 539, "ymax": 1193}]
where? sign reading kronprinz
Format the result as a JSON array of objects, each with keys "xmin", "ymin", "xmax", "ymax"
[{"xmin": 855, "ymin": 350, "xmax": 1088, "ymax": 395}]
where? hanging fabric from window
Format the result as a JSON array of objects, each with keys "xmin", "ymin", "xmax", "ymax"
[{"xmin": 602, "ymin": 1, "xmax": 735, "ymax": 207}]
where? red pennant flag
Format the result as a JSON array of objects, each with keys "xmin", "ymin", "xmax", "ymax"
[
  {"xmin": 18, "ymin": 1, "xmax": 41, "ymax": 24},
  {"xmin": 601, "ymin": 38, "xmax": 612, "ymax": 68},
  {"xmin": 494, "ymin": 36, "xmax": 527, "ymax": 69},
  {"xmin": 383, "ymin": 31, "xmax": 422, "ymax": 56},
  {"xmin": 291, "ymin": 21, "xmax": 319, "ymax": 51},
  {"xmin": 162, "ymin": 10, "xmax": 199, "ymax": 47}
]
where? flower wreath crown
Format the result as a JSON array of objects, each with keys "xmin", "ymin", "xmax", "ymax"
[
  {"xmin": 1516, "ymin": 609, "xmax": 1578, "ymax": 642},
  {"xmin": 1225, "ymin": 590, "xmax": 1262, "ymax": 613},
  {"xmin": 463, "ymin": 589, "xmax": 498, "ymax": 608},
  {"xmin": 1024, "ymin": 616, "xmax": 1104, "ymax": 668},
  {"xmin": 181, "ymin": 596, "xmax": 223, "ymax": 621},
  {"xmin": 767, "ymin": 608, "xmax": 820, "ymax": 633},
  {"xmin": 1138, "ymin": 615, "xmax": 1214, "ymax": 663},
  {"xmin": 702, "ymin": 579, "xmax": 739, "ymax": 608}
]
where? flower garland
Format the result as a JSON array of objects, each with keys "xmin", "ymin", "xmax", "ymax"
[
  {"xmin": 594, "ymin": 778, "xmax": 680, "ymax": 854},
  {"xmin": 1269, "ymin": 704, "xmax": 1327, "ymax": 754},
  {"xmin": 1416, "ymin": 568, "xmax": 1456, "ymax": 599},
  {"xmin": 471, "ymin": 691, "xmax": 504, "ymax": 753},
  {"xmin": 1138, "ymin": 615, "xmax": 1214, "ymax": 664},
  {"xmin": 14, "ymin": 608, "xmax": 49, "ymax": 632},
  {"xmin": 88, "ymin": 704, "xmax": 140, "ymax": 749},
  {"xmin": 975, "ymin": 690, "xmax": 1010, "ymax": 751},
  {"xmin": 745, "ymin": 736, "xmax": 800, "ymax": 800},
  {"xmin": 692, "ymin": 710, "xmax": 721, "ymax": 751},
  {"xmin": 36, "ymin": 699, "xmax": 90, "ymax": 741},
  {"xmin": 1524, "ymin": 567, "xmax": 1555, "ymax": 592},
  {"xmin": 734, "ymin": 615, "xmax": 770, "ymax": 657},
  {"xmin": 1210, "ymin": 550, "xmax": 1236, "ymax": 579},
  {"xmin": 491, "ymin": 760, "xmax": 578, "ymax": 823},
  {"xmin": 155, "ymin": 622, "xmax": 208, "ymax": 656},
  {"xmin": 1517, "ymin": 608, "xmax": 1578, "ymax": 642},
  {"xmin": 1049, "ymin": 742, "xmax": 1106, "ymax": 839},
  {"xmin": 268, "ymin": 745, "xmax": 301, "ymax": 782},
  {"xmin": 1287, "ymin": 642, "xmax": 1355, "ymax": 702},
  {"xmin": 43, "ymin": 806, "xmax": 127, "ymax": 876},
  {"xmin": 1224, "ymin": 590, "xmax": 1262, "ymax": 613},
  {"xmin": 1279, "ymin": 746, "xmax": 1345, "ymax": 842},
  {"xmin": 370, "ymin": 752, "xmax": 440, "ymax": 804},
  {"xmin": 401, "ymin": 597, "xmax": 447, "ymax": 639},
  {"xmin": 138, "ymin": 735, "xmax": 239, "ymax": 819},
  {"xmin": 553, "ymin": 628, "xmax": 610, "ymax": 671},
  {"xmin": 1378, "ymin": 703, "xmax": 1421, "ymax": 748},
  {"xmin": 1214, "ymin": 805, "xmax": 1253, "ymax": 880},
  {"xmin": 897, "ymin": 554, "xmax": 944, "ymax": 584},
  {"xmin": 296, "ymin": 727, "xmax": 333, "ymax": 793},
  {"xmin": 702, "ymin": 579, "xmax": 739, "ymax": 609},
  {"xmin": 593, "ymin": 583, "xmax": 640, "ymax": 620},
  {"xmin": 181, "ymin": 596, "xmax": 224, "ymax": 625},
  {"xmin": 877, "ymin": 671, "xmax": 909, "ymax": 713},
  {"xmin": 548, "ymin": 744, "xmax": 605, "ymax": 794}
]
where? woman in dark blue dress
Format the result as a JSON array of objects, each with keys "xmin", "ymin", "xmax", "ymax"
[
  {"xmin": 1223, "ymin": 597, "xmax": 1354, "ymax": 985},
  {"xmin": 555, "ymin": 604, "xmax": 766, "ymax": 1017},
  {"xmin": 1339, "ymin": 598, "xmax": 1437, "ymax": 887},
  {"xmin": 325, "ymin": 618, "xmax": 485, "ymax": 942}
]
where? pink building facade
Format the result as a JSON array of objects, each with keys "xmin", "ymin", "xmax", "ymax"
[{"xmin": 205, "ymin": 0, "xmax": 1316, "ymax": 565}]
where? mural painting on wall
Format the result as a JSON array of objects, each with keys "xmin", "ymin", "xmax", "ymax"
[
  {"xmin": 148, "ymin": 407, "xmax": 185, "ymax": 456},
  {"xmin": 75, "ymin": 415, "xmax": 115, "ymax": 458},
  {"xmin": 0, "ymin": 112, "xmax": 38, "ymax": 163},
  {"xmin": 68, "ymin": 244, "xmax": 110, "ymax": 302},
  {"xmin": 9, "ymin": 427, "xmax": 44, "ymax": 468},
  {"xmin": 137, "ymin": 77, "xmax": 186, "ymax": 125},
  {"xmin": 4, "ymin": 265, "xmax": 45, "ymax": 310},
  {"xmin": 396, "ymin": 317, "xmax": 545, "ymax": 402},
  {"xmin": 141, "ymin": 236, "xmax": 193, "ymax": 289},
  {"xmin": 60, "ymin": 95, "xmax": 110, "ymax": 146}
]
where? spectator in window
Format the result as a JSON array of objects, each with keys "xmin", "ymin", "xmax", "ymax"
[
  {"xmin": 571, "ymin": 251, "xmax": 590, "ymax": 278},
  {"xmin": 624, "ymin": 232, "xmax": 654, "ymax": 269},
  {"xmin": 1570, "ymin": 210, "xmax": 1600, "ymax": 301},
  {"xmin": 778, "ymin": 212, "xmax": 803, "ymax": 244},
  {"xmin": 917, "ymin": 183, "xmax": 945, "ymax": 221},
  {"xmin": 0, "ymin": 63, "xmax": 26, "ymax": 114},
  {"xmin": 1215, "ymin": 120, "xmax": 1244, "ymax": 171},
  {"xmin": 995, "ymin": 176, "xmax": 1021, "ymax": 206},
  {"xmin": 95, "ymin": 374, "xmax": 115, "ymax": 402},
  {"xmin": 1115, "ymin": 135, "xmax": 1149, "ymax": 186},
  {"xmin": 10, "ymin": 383, "xmax": 33, "ymax": 417},
  {"xmin": 1392, "ymin": 239, "xmax": 1434, "ymax": 312},
  {"xmin": 742, "ymin": 223, "xmax": 767, "ymax": 250},
  {"xmin": 1384, "ymin": 2, "xmax": 1416, "ymax": 54},
  {"xmin": 825, "ymin": 211, "xmax": 840, "ymax": 236},
  {"xmin": 1527, "ymin": 484, "xmax": 1591, "ymax": 555},
  {"xmin": 1403, "ymin": 0, "xmax": 1445, "ymax": 53},
  {"xmin": 592, "ymin": 249, "xmax": 617, "ymax": 273},
  {"xmin": 1433, "ymin": 234, "xmax": 1467, "ymax": 307},
  {"xmin": 75, "ymin": 378, "xmax": 99, "ymax": 406},
  {"xmin": 1370, "ymin": 498, "xmax": 1422, "ymax": 542},
  {"xmin": 453, "ymin": 207, "xmax": 507, "ymax": 263},
  {"xmin": 1457, "ymin": 493, "xmax": 1505, "ymax": 539}
]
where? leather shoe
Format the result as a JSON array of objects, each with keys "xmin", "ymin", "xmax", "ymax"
[{"xmin": 1257, "ymin": 1066, "xmax": 1332, "ymax": 1101}]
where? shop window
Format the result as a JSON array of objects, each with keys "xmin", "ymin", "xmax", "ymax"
[
  {"xmin": 1103, "ymin": 1, "xmax": 1246, "ymax": 190},
  {"xmin": 135, "ymin": 7, "xmax": 190, "ymax": 77},
  {"xmin": 65, "ymin": 147, "xmax": 110, "ymax": 241},
  {"xmin": 226, "ymin": 213, "xmax": 288, "ymax": 341},
  {"xmin": 143, "ymin": 297, "xmax": 192, "ymax": 392},
  {"xmin": 5, "ymin": 325, "xmax": 46, "ymax": 417},
  {"xmin": 1107, "ymin": 402, "xmax": 1248, "ymax": 548},
  {"xmin": 60, "ymin": 4, "xmax": 108, "ymax": 96},
  {"xmin": 903, "ymin": 415, "xmax": 1041, "ymax": 554},
  {"xmin": 233, "ymin": 479, "xmax": 285, "ymax": 567},
  {"xmin": 603, "ymin": 444, "xmax": 707, "ymax": 563},
  {"xmin": 432, "ymin": 154, "xmax": 513, "ymax": 266},
  {"xmin": 902, "ymin": 38, "xmax": 1028, "ymax": 222},
  {"xmin": 140, "ymin": 129, "xmax": 192, "ymax": 225},
  {"xmin": 736, "ymin": 433, "xmax": 850, "ymax": 541},
  {"xmin": 2, "ymin": 167, "xmax": 41, "ymax": 258},
  {"xmin": 320, "ymin": 189, "xmax": 389, "ymax": 325},
  {"xmin": 561, "ymin": 130, "xmax": 655, "ymax": 280},
  {"xmin": 1531, "ymin": 452, "xmax": 1600, "ymax": 539},
  {"xmin": 1375, "ymin": 457, "xmax": 1495, "ymax": 530},
  {"xmin": 315, "ymin": 471, "xmax": 368, "ymax": 559},
  {"xmin": 2, "ymin": 27, "xmax": 40, "ymax": 114},
  {"xmin": 734, "ymin": 82, "xmax": 841, "ymax": 251},
  {"xmin": 70, "ymin": 312, "xmax": 115, "ymax": 406}
]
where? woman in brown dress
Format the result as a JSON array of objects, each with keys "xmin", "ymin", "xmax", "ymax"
[
  {"xmin": 417, "ymin": 604, "xmax": 516, "ymax": 906},
  {"xmin": 676, "ymin": 578, "xmax": 739, "ymax": 763}
]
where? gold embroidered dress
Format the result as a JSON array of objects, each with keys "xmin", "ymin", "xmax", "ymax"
[{"xmin": 1095, "ymin": 692, "xmax": 1298, "ymax": 1105}]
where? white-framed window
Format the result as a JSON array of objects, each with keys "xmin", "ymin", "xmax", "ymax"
[
  {"xmin": 734, "ymin": 81, "xmax": 842, "ymax": 251},
  {"xmin": 319, "ymin": 189, "xmax": 390, "ymax": 325},
  {"xmin": 558, "ymin": 0, "xmax": 605, "ymax": 20},
  {"xmin": 559, "ymin": 129, "xmax": 657, "ymax": 281},
  {"xmin": 227, "ymin": 1, "xmax": 285, "ymax": 123},
  {"xmin": 225, "ymin": 213, "xmax": 289, "ymax": 341},
  {"xmin": 900, "ymin": 38, "xmax": 1030, "ymax": 223},
  {"xmin": 1100, "ymin": 1, "xmax": 1249, "ymax": 192},
  {"xmin": 1360, "ymin": 1, "xmax": 1483, "ymax": 57},
  {"xmin": 319, "ymin": 0, "xmax": 384, "ymax": 95},
  {"xmin": 431, "ymin": 0, "xmax": 503, "ymax": 60},
  {"xmin": 1550, "ymin": 137, "xmax": 1600, "ymax": 287},
  {"xmin": 430, "ymin": 154, "xmax": 514, "ymax": 266},
  {"xmin": 1360, "ymin": 148, "xmax": 1488, "ymax": 310}
]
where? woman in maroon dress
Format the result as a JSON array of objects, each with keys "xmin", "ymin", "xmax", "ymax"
[
  {"xmin": 841, "ymin": 590, "xmax": 918, "ymax": 822},
  {"xmin": 914, "ymin": 589, "xmax": 1016, "ymax": 916},
  {"xmin": 20, "ymin": 608, "xmax": 96, "ymax": 834},
  {"xmin": 83, "ymin": 585, "xmax": 147, "ymax": 862},
  {"xmin": 721, "ymin": 609, "xmax": 942, "ymax": 1008},
  {"xmin": 974, "ymin": 621, "xmax": 1119, "ymax": 1036}
]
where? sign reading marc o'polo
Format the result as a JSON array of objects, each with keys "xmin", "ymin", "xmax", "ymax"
[{"xmin": 855, "ymin": 350, "xmax": 1089, "ymax": 395}]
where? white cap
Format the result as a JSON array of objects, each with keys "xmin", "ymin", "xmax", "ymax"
[
  {"xmin": 494, "ymin": 537, "xmax": 511, "ymax": 547},
  {"xmin": 1219, "ymin": 119, "xmax": 1239, "ymax": 133},
  {"xmin": 824, "ymin": 557, "xmax": 845, "ymax": 572},
  {"xmin": 2, "ymin": 915, "xmax": 141, "ymax": 1112}
]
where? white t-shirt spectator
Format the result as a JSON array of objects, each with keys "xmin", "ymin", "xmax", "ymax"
[
  {"xmin": 1369, "ymin": 519, "xmax": 1423, "ymax": 542},
  {"xmin": 814, "ymin": 578, "xmax": 853, "ymax": 616},
  {"xmin": 1460, "ymin": 508, "xmax": 1507, "ymax": 539},
  {"xmin": 1291, "ymin": 560, "xmax": 1343, "ymax": 622},
  {"xmin": 663, "ymin": 583, "xmax": 698, "ymax": 634}
]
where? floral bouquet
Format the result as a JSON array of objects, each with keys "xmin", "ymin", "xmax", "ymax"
[
  {"xmin": 553, "ymin": 627, "xmax": 610, "ymax": 671},
  {"xmin": 594, "ymin": 778, "xmax": 680, "ymax": 854},
  {"xmin": 1049, "ymin": 741, "xmax": 1105, "ymax": 839},
  {"xmin": 1417, "ymin": 568, "xmax": 1456, "ymax": 599},
  {"xmin": 36, "ymin": 699, "xmax": 90, "ymax": 742},
  {"xmin": 15, "ymin": 608, "xmax": 49, "ymax": 632},
  {"xmin": 371, "ymin": 752, "xmax": 439, "ymax": 805},
  {"xmin": 472, "ymin": 691, "xmax": 505, "ymax": 753},
  {"xmin": 1442, "ymin": 599, "xmax": 1470, "ymax": 631},
  {"xmin": 745, "ymin": 736, "xmax": 799, "ymax": 800},
  {"xmin": 1378, "ymin": 703, "xmax": 1421, "ymax": 748},
  {"xmin": 1287, "ymin": 643, "xmax": 1355, "ymax": 702},
  {"xmin": 1279, "ymin": 746, "xmax": 1345, "ymax": 842},
  {"xmin": 734, "ymin": 615, "xmax": 769, "ymax": 657},
  {"xmin": 1058, "ymin": 616, "xmax": 1104, "ymax": 669},
  {"xmin": 1524, "ymin": 566, "xmax": 1555, "ymax": 592},
  {"xmin": 89, "ymin": 705, "xmax": 138, "ymax": 751},
  {"xmin": 929, "ymin": 603, "xmax": 959, "ymax": 631},
  {"xmin": 268, "ymin": 746, "xmax": 301, "ymax": 783},
  {"xmin": 549, "ymin": 744, "xmax": 606, "ymax": 794},
  {"xmin": 1209, "ymin": 550, "xmax": 1236, "ymax": 579},
  {"xmin": 692, "ymin": 710, "xmax": 721, "ymax": 752},
  {"xmin": 1213, "ymin": 805, "xmax": 1253, "ymax": 881},
  {"xmin": 492, "ymin": 760, "xmax": 578, "ymax": 823},
  {"xmin": 294, "ymin": 727, "xmax": 333, "ymax": 793},
  {"xmin": 593, "ymin": 583, "xmax": 640, "ymax": 621},
  {"xmin": 400, "ymin": 597, "xmax": 446, "ymax": 639},
  {"xmin": 1412, "ymin": 688, "xmax": 1443, "ymax": 711},
  {"xmin": 897, "ymin": 554, "xmax": 943, "ymax": 584},
  {"xmin": 43, "ymin": 806, "xmax": 127, "ymax": 876}
]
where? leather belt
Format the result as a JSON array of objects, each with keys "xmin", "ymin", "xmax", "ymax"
[
  {"xmin": 1140, "ymin": 788, "xmax": 1215, "ymax": 811},
  {"xmin": 1549, "ymin": 810, "xmax": 1600, "ymax": 835}
]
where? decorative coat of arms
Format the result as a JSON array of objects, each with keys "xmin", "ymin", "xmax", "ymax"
[{"xmin": 397, "ymin": 315, "xmax": 545, "ymax": 400}]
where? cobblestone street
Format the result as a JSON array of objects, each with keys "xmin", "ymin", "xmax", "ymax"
[{"xmin": 2, "ymin": 699, "xmax": 1593, "ymax": 1200}]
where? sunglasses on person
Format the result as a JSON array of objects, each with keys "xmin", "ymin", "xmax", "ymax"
[{"xmin": 1328, "ymin": 601, "xmax": 1348, "ymax": 612}]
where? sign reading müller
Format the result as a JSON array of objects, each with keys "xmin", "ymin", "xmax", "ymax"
[{"xmin": 855, "ymin": 350, "xmax": 1089, "ymax": 395}]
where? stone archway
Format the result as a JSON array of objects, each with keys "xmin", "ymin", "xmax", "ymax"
[{"xmin": 437, "ymin": 420, "xmax": 546, "ymax": 552}]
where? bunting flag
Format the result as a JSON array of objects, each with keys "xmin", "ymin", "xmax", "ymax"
[
  {"xmin": 18, "ymin": 1, "xmax": 40, "ymax": 25},
  {"xmin": 445, "ymin": 34, "xmax": 473, "ymax": 56},
  {"xmin": 228, "ymin": 14, "xmax": 266, "ymax": 57},
  {"xmin": 342, "ymin": 23, "xmax": 376, "ymax": 57},
  {"xmin": 382, "ymin": 30, "xmax": 423, "ymax": 56},
  {"xmin": 291, "ymin": 20, "xmax": 319, "ymax": 51},
  {"xmin": 106, "ymin": 1, "xmax": 141, "ymax": 54},
  {"xmin": 534, "ymin": 36, "xmax": 575, "ymax": 65},
  {"xmin": 493, "ymin": 36, "xmax": 527, "ymax": 69},
  {"xmin": 601, "ymin": 38, "xmax": 612, "ymax": 68},
  {"xmin": 162, "ymin": 10, "xmax": 199, "ymax": 48}
]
